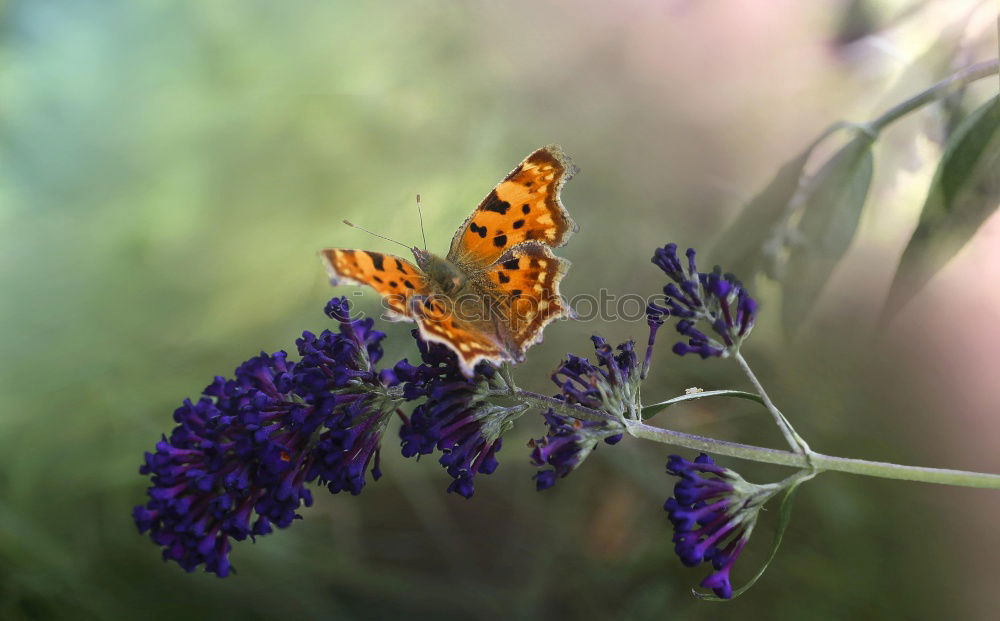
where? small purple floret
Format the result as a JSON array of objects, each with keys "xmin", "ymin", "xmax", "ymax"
[
  {"xmin": 397, "ymin": 331, "xmax": 515, "ymax": 498},
  {"xmin": 531, "ymin": 336, "xmax": 635, "ymax": 488},
  {"xmin": 664, "ymin": 453, "xmax": 773, "ymax": 599},
  {"xmin": 529, "ymin": 408, "xmax": 622, "ymax": 490},
  {"xmin": 651, "ymin": 244, "xmax": 758, "ymax": 359}
]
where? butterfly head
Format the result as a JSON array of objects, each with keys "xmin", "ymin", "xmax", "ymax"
[{"xmin": 410, "ymin": 246, "xmax": 433, "ymax": 270}]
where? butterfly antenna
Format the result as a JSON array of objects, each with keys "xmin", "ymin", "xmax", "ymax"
[
  {"xmin": 416, "ymin": 194, "xmax": 428, "ymax": 251},
  {"xmin": 342, "ymin": 220, "xmax": 412, "ymax": 252}
]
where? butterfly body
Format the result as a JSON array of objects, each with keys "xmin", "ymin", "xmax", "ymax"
[
  {"xmin": 321, "ymin": 145, "xmax": 578, "ymax": 376},
  {"xmin": 412, "ymin": 248, "xmax": 472, "ymax": 295}
]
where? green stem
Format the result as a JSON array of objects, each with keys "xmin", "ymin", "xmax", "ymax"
[
  {"xmin": 632, "ymin": 421, "xmax": 1000, "ymax": 488},
  {"xmin": 515, "ymin": 389, "xmax": 609, "ymax": 422},
  {"xmin": 513, "ymin": 389, "xmax": 1000, "ymax": 490},
  {"xmin": 869, "ymin": 59, "xmax": 999, "ymax": 133},
  {"xmin": 734, "ymin": 352, "xmax": 811, "ymax": 456}
]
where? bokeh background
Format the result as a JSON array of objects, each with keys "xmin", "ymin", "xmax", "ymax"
[{"xmin": 2, "ymin": 0, "xmax": 998, "ymax": 619}]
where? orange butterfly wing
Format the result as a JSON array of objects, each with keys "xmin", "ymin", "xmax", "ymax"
[
  {"xmin": 487, "ymin": 243, "xmax": 573, "ymax": 358},
  {"xmin": 408, "ymin": 295, "xmax": 509, "ymax": 376},
  {"xmin": 320, "ymin": 248, "xmax": 507, "ymax": 375},
  {"xmin": 319, "ymin": 249, "xmax": 427, "ymax": 318},
  {"xmin": 447, "ymin": 145, "xmax": 578, "ymax": 268}
]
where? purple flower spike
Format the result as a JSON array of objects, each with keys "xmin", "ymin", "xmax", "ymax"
[
  {"xmin": 664, "ymin": 453, "xmax": 779, "ymax": 599},
  {"xmin": 529, "ymin": 408, "xmax": 623, "ymax": 490},
  {"xmin": 530, "ymin": 336, "xmax": 635, "ymax": 489},
  {"xmin": 397, "ymin": 331, "xmax": 524, "ymax": 498},
  {"xmin": 134, "ymin": 298, "xmax": 403, "ymax": 576},
  {"xmin": 651, "ymin": 244, "xmax": 758, "ymax": 359},
  {"xmin": 552, "ymin": 336, "xmax": 642, "ymax": 422}
]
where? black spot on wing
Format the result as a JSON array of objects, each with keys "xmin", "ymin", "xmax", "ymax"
[
  {"xmin": 403, "ymin": 279, "xmax": 414, "ymax": 289},
  {"xmin": 373, "ymin": 275, "xmax": 384, "ymax": 284},
  {"xmin": 395, "ymin": 258, "xmax": 405, "ymax": 271},
  {"xmin": 366, "ymin": 251, "xmax": 385, "ymax": 271},
  {"xmin": 512, "ymin": 219, "xmax": 525, "ymax": 229},
  {"xmin": 493, "ymin": 234, "xmax": 507, "ymax": 248},
  {"xmin": 521, "ymin": 204, "xmax": 530, "ymax": 214},
  {"xmin": 502, "ymin": 258, "xmax": 520, "ymax": 270},
  {"xmin": 480, "ymin": 191, "xmax": 511, "ymax": 215},
  {"xmin": 497, "ymin": 271, "xmax": 510, "ymax": 284},
  {"xmin": 470, "ymin": 222, "xmax": 488, "ymax": 238},
  {"xmin": 511, "ymin": 289, "xmax": 522, "ymax": 297}
]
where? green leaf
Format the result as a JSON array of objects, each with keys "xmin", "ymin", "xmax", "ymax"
[
  {"xmin": 694, "ymin": 473, "xmax": 811, "ymax": 601},
  {"xmin": 883, "ymin": 95, "xmax": 1000, "ymax": 318},
  {"xmin": 640, "ymin": 390, "xmax": 763, "ymax": 421},
  {"xmin": 782, "ymin": 133, "xmax": 875, "ymax": 334},
  {"xmin": 710, "ymin": 124, "xmax": 845, "ymax": 277}
]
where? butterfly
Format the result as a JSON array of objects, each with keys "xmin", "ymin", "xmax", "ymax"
[{"xmin": 320, "ymin": 145, "xmax": 579, "ymax": 377}]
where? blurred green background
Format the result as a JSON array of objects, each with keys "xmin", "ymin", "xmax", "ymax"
[{"xmin": 2, "ymin": 1, "xmax": 998, "ymax": 619}]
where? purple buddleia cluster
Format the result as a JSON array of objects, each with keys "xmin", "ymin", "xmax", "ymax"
[
  {"xmin": 650, "ymin": 243, "xmax": 758, "ymax": 358},
  {"xmin": 529, "ymin": 409, "xmax": 623, "ymax": 490},
  {"xmin": 133, "ymin": 298, "xmax": 402, "ymax": 577},
  {"xmin": 397, "ymin": 332, "xmax": 526, "ymax": 498},
  {"xmin": 552, "ymin": 336, "xmax": 642, "ymax": 420},
  {"xmin": 664, "ymin": 454, "xmax": 779, "ymax": 599},
  {"xmin": 529, "ymin": 335, "xmax": 638, "ymax": 489}
]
